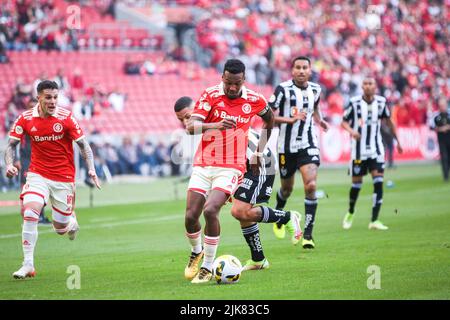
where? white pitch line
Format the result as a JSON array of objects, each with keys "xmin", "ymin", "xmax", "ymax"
[{"xmin": 0, "ymin": 214, "xmax": 183, "ymax": 240}]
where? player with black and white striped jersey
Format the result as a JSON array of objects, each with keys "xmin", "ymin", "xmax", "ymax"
[
  {"xmin": 269, "ymin": 56, "xmax": 329, "ymax": 249},
  {"xmin": 341, "ymin": 77, "xmax": 403, "ymax": 230}
]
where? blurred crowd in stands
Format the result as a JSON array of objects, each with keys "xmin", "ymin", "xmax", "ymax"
[
  {"xmin": 4, "ymin": 68, "xmax": 127, "ymax": 132},
  {"xmin": 191, "ymin": 0, "xmax": 449, "ymax": 126},
  {"xmin": 1, "ymin": 0, "xmax": 450, "ymax": 187}
]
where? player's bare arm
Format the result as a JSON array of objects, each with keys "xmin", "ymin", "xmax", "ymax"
[
  {"xmin": 250, "ymin": 107, "xmax": 274, "ymax": 175},
  {"xmin": 76, "ymin": 137, "xmax": 101, "ymax": 189},
  {"xmin": 4, "ymin": 138, "xmax": 20, "ymax": 178},
  {"xmin": 384, "ymin": 117, "xmax": 403, "ymax": 154},
  {"xmin": 272, "ymin": 107, "xmax": 306, "ymax": 125},
  {"xmin": 313, "ymin": 99, "xmax": 329, "ymax": 132},
  {"xmin": 341, "ymin": 120, "xmax": 361, "ymax": 140},
  {"xmin": 186, "ymin": 116, "xmax": 236, "ymax": 135}
]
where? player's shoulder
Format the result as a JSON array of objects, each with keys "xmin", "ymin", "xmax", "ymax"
[
  {"xmin": 20, "ymin": 109, "xmax": 34, "ymax": 121},
  {"xmin": 204, "ymin": 83, "xmax": 222, "ymax": 97},
  {"xmin": 308, "ymin": 81, "xmax": 321, "ymax": 89},
  {"xmin": 245, "ymin": 87, "xmax": 267, "ymax": 104},
  {"xmin": 350, "ymin": 95, "xmax": 362, "ymax": 103},
  {"xmin": 374, "ymin": 95, "xmax": 387, "ymax": 103},
  {"xmin": 279, "ymin": 79, "xmax": 293, "ymax": 88},
  {"xmin": 54, "ymin": 107, "xmax": 72, "ymax": 120}
]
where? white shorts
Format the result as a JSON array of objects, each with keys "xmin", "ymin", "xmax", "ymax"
[
  {"xmin": 20, "ymin": 172, "xmax": 76, "ymax": 224},
  {"xmin": 188, "ymin": 166, "xmax": 242, "ymax": 198}
]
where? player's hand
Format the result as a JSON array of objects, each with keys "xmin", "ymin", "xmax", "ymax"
[
  {"xmin": 319, "ymin": 119, "xmax": 329, "ymax": 132},
  {"xmin": 6, "ymin": 164, "xmax": 19, "ymax": 178},
  {"xmin": 397, "ymin": 144, "xmax": 403, "ymax": 154},
  {"xmin": 88, "ymin": 170, "xmax": 101, "ymax": 189},
  {"xmin": 351, "ymin": 131, "xmax": 361, "ymax": 141},
  {"xmin": 218, "ymin": 118, "xmax": 237, "ymax": 130},
  {"xmin": 249, "ymin": 153, "xmax": 261, "ymax": 175}
]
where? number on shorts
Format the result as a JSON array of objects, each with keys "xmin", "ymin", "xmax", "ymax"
[
  {"xmin": 67, "ymin": 195, "xmax": 74, "ymax": 206},
  {"xmin": 231, "ymin": 176, "xmax": 237, "ymax": 184}
]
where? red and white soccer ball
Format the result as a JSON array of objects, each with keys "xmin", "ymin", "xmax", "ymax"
[{"xmin": 213, "ymin": 255, "xmax": 242, "ymax": 284}]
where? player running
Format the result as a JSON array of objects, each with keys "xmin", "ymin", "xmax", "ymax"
[
  {"xmin": 341, "ymin": 77, "xmax": 403, "ymax": 230},
  {"xmin": 174, "ymin": 97, "xmax": 301, "ymax": 275},
  {"xmin": 269, "ymin": 56, "xmax": 329, "ymax": 249},
  {"xmin": 180, "ymin": 59, "xmax": 301, "ymax": 284},
  {"xmin": 5, "ymin": 80, "xmax": 101, "ymax": 279}
]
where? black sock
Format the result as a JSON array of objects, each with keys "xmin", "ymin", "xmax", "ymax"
[
  {"xmin": 349, "ymin": 183, "xmax": 362, "ymax": 214},
  {"xmin": 259, "ymin": 206, "xmax": 291, "ymax": 225},
  {"xmin": 241, "ymin": 224, "xmax": 265, "ymax": 262},
  {"xmin": 275, "ymin": 189, "xmax": 288, "ymax": 227},
  {"xmin": 304, "ymin": 198, "xmax": 318, "ymax": 239},
  {"xmin": 372, "ymin": 177, "xmax": 383, "ymax": 222}
]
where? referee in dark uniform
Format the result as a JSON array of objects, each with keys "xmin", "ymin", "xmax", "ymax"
[
  {"xmin": 268, "ymin": 56, "xmax": 329, "ymax": 249},
  {"xmin": 431, "ymin": 99, "xmax": 450, "ymax": 182}
]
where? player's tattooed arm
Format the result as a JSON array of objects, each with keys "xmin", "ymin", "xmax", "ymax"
[
  {"xmin": 313, "ymin": 98, "xmax": 329, "ymax": 132},
  {"xmin": 76, "ymin": 137, "xmax": 101, "ymax": 189},
  {"xmin": 4, "ymin": 139, "xmax": 20, "ymax": 178}
]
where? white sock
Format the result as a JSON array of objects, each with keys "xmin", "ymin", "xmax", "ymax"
[
  {"xmin": 186, "ymin": 230, "xmax": 202, "ymax": 254},
  {"xmin": 201, "ymin": 235, "xmax": 220, "ymax": 271},
  {"xmin": 22, "ymin": 220, "xmax": 38, "ymax": 267}
]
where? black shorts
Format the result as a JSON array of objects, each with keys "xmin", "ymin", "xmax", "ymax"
[
  {"xmin": 279, "ymin": 148, "xmax": 321, "ymax": 179},
  {"xmin": 234, "ymin": 170, "xmax": 275, "ymax": 205},
  {"xmin": 350, "ymin": 158, "xmax": 385, "ymax": 177}
]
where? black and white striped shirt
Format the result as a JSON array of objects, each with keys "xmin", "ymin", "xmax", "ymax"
[
  {"xmin": 269, "ymin": 80, "xmax": 321, "ymax": 153},
  {"xmin": 247, "ymin": 129, "xmax": 276, "ymax": 176},
  {"xmin": 343, "ymin": 95, "xmax": 390, "ymax": 161}
]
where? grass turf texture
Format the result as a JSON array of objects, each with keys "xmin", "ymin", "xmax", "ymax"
[{"xmin": 0, "ymin": 164, "xmax": 449, "ymax": 299}]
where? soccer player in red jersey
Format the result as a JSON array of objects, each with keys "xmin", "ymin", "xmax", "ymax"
[
  {"xmin": 182, "ymin": 59, "xmax": 280, "ymax": 283},
  {"xmin": 4, "ymin": 80, "xmax": 101, "ymax": 279}
]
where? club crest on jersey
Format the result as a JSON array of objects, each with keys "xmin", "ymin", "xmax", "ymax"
[
  {"xmin": 15, "ymin": 125, "xmax": 23, "ymax": 135},
  {"xmin": 53, "ymin": 123, "xmax": 63, "ymax": 133},
  {"xmin": 242, "ymin": 103, "xmax": 252, "ymax": 114}
]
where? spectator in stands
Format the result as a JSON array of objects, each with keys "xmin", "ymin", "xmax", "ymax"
[
  {"xmin": 123, "ymin": 56, "xmax": 141, "ymax": 75},
  {"xmin": 71, "ymin": 67, "xmax": 85, "ymax": 90},
  {"xmin": 108, "ymin": 87, "xmax": 127, "ymax": 112},
  {"xmin": 100, "ymin": 142, "xmax": 121, "ymax": 176},
  {"xmin": 118, "ymin": 136, "xmax": 141, "ymax": 175},
  {"xmin": 72, "ymin": 95, "xmax": 94, "ymax": 120},
  {"xmin": 4, "ymin": 102, "xmax": 19, "ymax": 134}
]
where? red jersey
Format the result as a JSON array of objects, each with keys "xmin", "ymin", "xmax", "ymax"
[
  {"xmin": 191, "ymin": 83, "xmax": 269, "ymax": 173},
  {"xmin": 9, "ymin": 106, "xmax": 85, "ymax": 182}
]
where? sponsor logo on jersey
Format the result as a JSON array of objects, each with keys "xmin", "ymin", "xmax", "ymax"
[
  {"xmin": 307, "ymin": 148, "xmax": 320, "ymax": 156},
  {"xmin": 218, "ymin": 101, "xmax": 225, "ymax": 108},
  {"xmin": 213, "ymin": 110, "xmax": 250, "ymax": 124},
  {"xmin": 53, "ymin": 123, "xmax": 63, "ymax": 133},
  {"xmin": 242, "ymin": 103, "xmax": 252, "ymax": 114},
  {"xmin": 31, "ymin": 126, "xmax": 37, "ymax": 132},
  {"xmin": 32, "ymin": 134, "xmax": 64, "ymax": 142},
  {"xmin": 15, "ymin": 125, "xmax": 23, "ymax": 135}
]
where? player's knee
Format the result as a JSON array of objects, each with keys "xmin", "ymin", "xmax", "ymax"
[
  {"xmin": 230, "ymin": 206, "xmax": 247, "ymax": 221},
  {"xmin": 185, "ymin": 210, "xmax": 199, "ymax": 226},
  {"xmin": 22, "ymin": 207, "xmax": 40, "ymax": 223},
  {"xmin": 203, "ymin": 204, "xmax": 221, "ymax": 221},
  {"xmin": 281, "ymin": 186, "xmax": 293, "ymax": 198},
  {"xmin": 53, "ymin": 221, "xmax": 69, "ymax": 235},
  {"xmin": 305, "ymin": 180, "xmax": 317, "ymax": 194}
]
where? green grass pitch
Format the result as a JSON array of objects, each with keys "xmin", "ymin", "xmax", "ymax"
[{"xmin": 0, "ymin": 164, "xmax": 449, "ymax": 300}]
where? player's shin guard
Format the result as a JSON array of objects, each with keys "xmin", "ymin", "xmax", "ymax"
[
  {"xmin": 241, "ymin": 224, "xmax": 265, "ymax": 262},
  {"xmin": 304, "ymin": 198, "xmax": 318, "ymax": 239},
  {"xmin": 349, "ymin": 183, "xmax": 362, "ymax": 214},
  {"xmin": 372, "ymin": 177, "xmax": 384, "ymax": 222},
  {"xmin": 259, "ymin": 206, "xmax": 290, "ymax": 225},
  {"xmin": 186, "ymin": 230, "xmax": 202, "ymax": 254},
  {"xmin": 201, "ymin": 235, "xmax": 220, "ymax": 271},
  {"xmin": 22, "ymin": 209, "xmax": 40, "ymax": 267}
]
